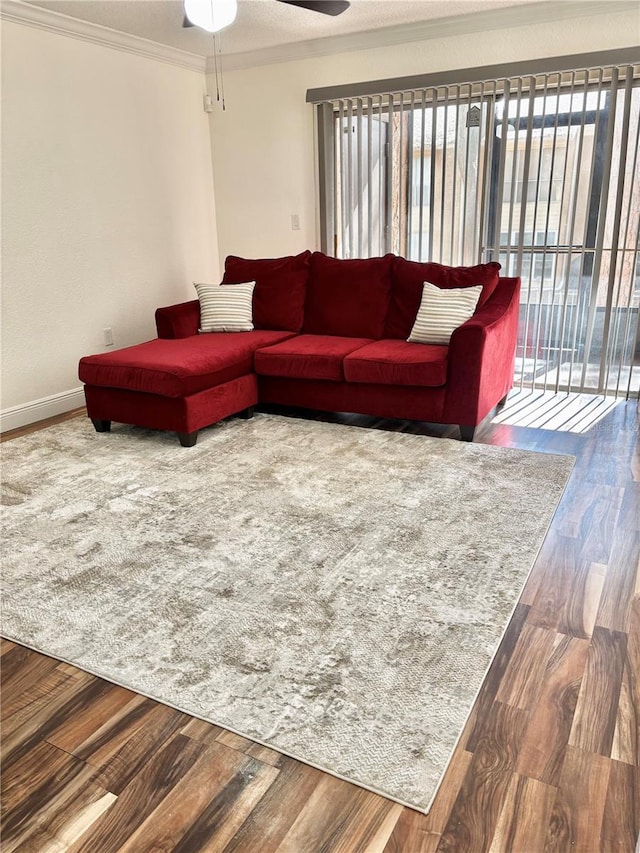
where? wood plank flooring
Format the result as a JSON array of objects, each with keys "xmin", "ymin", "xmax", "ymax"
[{"xmin": 1, "ymin": 399, "xmax": 638, "ymax": 852}]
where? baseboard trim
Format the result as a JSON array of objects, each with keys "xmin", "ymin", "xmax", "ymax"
[{"xmin": 1, "ymin": 388, "xmax": 86, "ymax": 433}]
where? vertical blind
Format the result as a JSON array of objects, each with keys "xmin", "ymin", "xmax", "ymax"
[{"xmin": 311, "ymin": 58, "xmax": 640, "ymax": 400}]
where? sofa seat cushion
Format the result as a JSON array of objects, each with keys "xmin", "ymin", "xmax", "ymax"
[
  {"xmin": 255, "ymin": 335, "xmax": 373, "ymax": 382},
  {"xmin": 79, "ymin": 331, "xmax": 294, "ymax": 398},
  {"xmin": 343, "ymin": 339, "xmax": 448, "ymax": 387}
]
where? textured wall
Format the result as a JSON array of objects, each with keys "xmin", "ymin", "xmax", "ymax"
[{"xmin": 1, "ymin": 21, "xmax": 219, "ymax": 412}]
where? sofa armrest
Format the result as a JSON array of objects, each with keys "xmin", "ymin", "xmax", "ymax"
[
  {"xmin": 443, "ymin": 276, "xmax": 520, "ymax": 426},
  {"xmin": 155, "ymin": 300, "xmax": 200, "ymax": 339}
]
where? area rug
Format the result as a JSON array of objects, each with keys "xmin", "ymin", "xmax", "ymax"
[{"xmin": 1, "ymin": 414, "xmax": 573, "ymax": 811}]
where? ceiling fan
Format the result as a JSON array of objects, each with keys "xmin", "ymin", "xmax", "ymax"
[
  {"xmin": 273, "ymin": 1, "xmax": 350, "ymax": 14},
  {"xmin": 183, "ymin": 0, "xmax": 350, "ymax": 31}
]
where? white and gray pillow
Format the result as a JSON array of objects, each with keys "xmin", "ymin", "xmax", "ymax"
[
  {"xmin": 408, "ymin": 282, "xmax": 482, "ymax": 345},
  {"xmin": 195, "ymin": 281, "xmax": 255, "ymax": 333}
]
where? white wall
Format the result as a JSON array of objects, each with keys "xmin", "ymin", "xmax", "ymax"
[
  {"xmin": 208, "ymin": 6, "xmax": 638, "ymax": 262},
  {"xmin": 1, "ymin": 21, "xmax": 218, "ymax": 423}
]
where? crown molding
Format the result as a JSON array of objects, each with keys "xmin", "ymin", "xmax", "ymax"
[
  {"xmin": 214, "ymin": 0, "xmax": 639, "ymax": 72},
  {"xmin": 0, "ymin": 0, "xmax": 206, "ymax": 72},
  {"xmin": 2, "ymin": 0, "xmax": 636, "ymax": 76}
]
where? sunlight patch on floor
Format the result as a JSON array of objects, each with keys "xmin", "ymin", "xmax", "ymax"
[{"xmin": 493, "ymin": 389, "xmax": 622, "ymax": 434}]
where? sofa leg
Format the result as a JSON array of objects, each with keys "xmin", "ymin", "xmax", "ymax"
[
  {"xmin": 460, "ymin": 425, "xmax": 476, "ymax": 442},
  {"xmin": 91, "ymin": 418, "xmax": 111, "ymax": 433},
  {"xmin": 238, "ymin": 406, "xmax": 255, "ymax": 420},
  {"xmin": 177, "ymin": 431, "xmax": 198, "ymax": 448}
]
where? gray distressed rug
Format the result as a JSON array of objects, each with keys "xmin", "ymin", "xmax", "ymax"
[{"xmin": 1, "ymin": 414, "xmax": 573, "ymax": 811}]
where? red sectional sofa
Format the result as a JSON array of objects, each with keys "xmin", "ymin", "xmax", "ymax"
[{"xmin": 79, "ymin": 251, "xmax": 520, "ymax": 446}]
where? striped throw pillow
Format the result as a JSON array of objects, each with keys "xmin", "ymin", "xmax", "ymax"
[
  {"xmin": 195, "ymin": 282, "xmax": 255, "ymax": 333},
  {"xmin": 408, "ymin": 282, "xmax": 482, "ymax": 345}
]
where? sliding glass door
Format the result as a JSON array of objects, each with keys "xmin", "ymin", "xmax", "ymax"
[
  {"xmin": 316, "ymin": 62, "xmax": 640, "ymax": 399},
  {"xmin": 488, "ymin": 73, "xmax": 640, "ymax": 397}
]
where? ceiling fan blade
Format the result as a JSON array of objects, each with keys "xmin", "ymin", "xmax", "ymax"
[{"xmin": 276, "ymin": 0, "xmax": 350, "ymax": 16}]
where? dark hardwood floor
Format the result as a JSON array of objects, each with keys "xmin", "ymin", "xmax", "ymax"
[{"xmin": 1, "ymin": 398, "xmax": 638, "ymax": 852}]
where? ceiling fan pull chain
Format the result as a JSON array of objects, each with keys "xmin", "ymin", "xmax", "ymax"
[
  {"xmin": 209, "ymin": 30, "xmax": 226, "ymax": 111},
  {"xmin": 211, "ymin": 31, "xmax": 220, "ymax": 104},
  {"xmin": 218, "ymin": 31, "xmax": 226, "ymax": 111}
]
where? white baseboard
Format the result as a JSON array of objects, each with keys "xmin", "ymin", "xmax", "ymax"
[{"xmin": 1, "ymin": 388, "xmax": 85, "ymax": 433}]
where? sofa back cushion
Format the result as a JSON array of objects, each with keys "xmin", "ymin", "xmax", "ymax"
[
  {"xmin": 385, "ymin": 258, "xmax": 501, "ymax": 339},
  {"xmin": 222, "ymin": 251, "xmax": 311, "ymax": 332},
  {"xmin": 303, "ymin": 253, "xmax": 393, "ymax": 339}
]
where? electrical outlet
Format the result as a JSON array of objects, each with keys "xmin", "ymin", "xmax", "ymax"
[
  {"xmin": 103, "ymin": 327, "xmax": 114, "ymax": 347},
  {"xmin": 291, "ymin": 213, "xmax": 300, "ymax": 231}
]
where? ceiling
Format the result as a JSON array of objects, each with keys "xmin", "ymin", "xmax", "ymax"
[{"xmin": 22, "ymin": 0, "xmax": 544, "ymax": 59}]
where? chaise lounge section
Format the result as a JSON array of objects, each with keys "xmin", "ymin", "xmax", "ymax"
[{"xmin": 79, "ymin": 251, "xmax": 520, "ymax": 446}]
